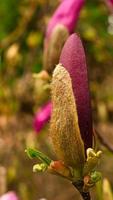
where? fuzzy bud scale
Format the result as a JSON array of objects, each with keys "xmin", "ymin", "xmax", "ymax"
[{"xmin": 51, "ymin": 64, "xmax": 85, "ymax": 170}]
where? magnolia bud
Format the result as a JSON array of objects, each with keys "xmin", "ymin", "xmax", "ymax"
[
  {"xmin": 50, "ymin": 64, "xmax": 85, "ymax": 171},
  {"xmin": 48, "ymin": 161, "xmax": 73, "ymax": 179},
  {"xmin": 43, "ymin": 0, "xmax": 85, "ymax": 73},
  {"xmin": 60, "ymin": 33, "xmax": 93, "ymax": 150},
  {"xmin": 43, "ymin": 24, "xmax": 69, "ymax": 73}
]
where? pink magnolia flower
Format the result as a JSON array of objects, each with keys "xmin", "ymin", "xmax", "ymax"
[
  {"xmin": 60, "ymin": 33, "xmax": 93, "ymax": 150},
  {"xmin": 46, "ymin": 0, "xmax": 85, "ymax": 38},
  {"xmin": 105, "ymin": 0, "xmax": 113, "ymax": 12},
  {"xmin": 35, "ymin": 0, "xmax": 85, "ymax": 133},
  {"xmin": 43, "ymin": 0, "xmax": 85, "ymax": 73},
  {"xmin": 109, "ymin": 0, "xmax": 113, "ymax": 4},
  {"xmin": 0, "ymin": 192, "xmax": 18, "ymax": 200},
  {"xmin": 33, "ymin": 102, "xmax": 52, "ymax": 133}
]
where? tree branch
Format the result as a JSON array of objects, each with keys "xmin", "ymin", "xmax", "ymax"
[{"xmin": 72, "ymin": 181, "xmax": 91, "ymax": 200}]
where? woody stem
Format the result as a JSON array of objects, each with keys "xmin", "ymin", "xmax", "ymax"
[
  {"xmin": 80, "ymin": 191, "xmax": 91, "ymax": 200},
  {"xmin": 72, "ymin": 181, "xmax": 91, "ymax": 200}
]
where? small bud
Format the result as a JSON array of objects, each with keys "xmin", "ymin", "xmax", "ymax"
[
  {"xmin": 83, "ymin": 171, "xmax": 101, "ymax": 192},
  {"xmin": 48, "ymin": 161, "xmax": 73, "ymax": 180},
  {"xmin": 86, "ymin": 148, "xmax": 102, "ymax": 159},
  {"xmin": 90, "ymin": 171, "xmax": 101, "ymax": 184},
  {"xmin": 33, "ymin": 70, "xmax": 50, "ymax": 81},
  {"xmin": 83, "ymin": 148, "xmax": 102, "ymax": 175},
  {"xmin": 33, "ymin": 163, "xmax": 47, "ymax": 173},
  {"xmin": 50, "ymin": 64, "xmax": 85, "ymax": 171}
]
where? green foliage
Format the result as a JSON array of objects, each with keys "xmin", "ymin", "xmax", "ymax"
[
  {"xmin": 25, "ymin": 148, "xmax": 51, "ymax": 165},
  {"xmin": 0, "ymin": 0, "xmax": 19, "ymax": 39}
]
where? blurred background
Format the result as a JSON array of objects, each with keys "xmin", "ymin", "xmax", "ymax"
[{"xmin": 0, "ymin": 0, "xmax": 113, "ymax": 199}]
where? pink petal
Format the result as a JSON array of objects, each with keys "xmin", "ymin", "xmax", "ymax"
[
  {"xmin": 60, "ymin": 33, "xmax": 93, "ymax": 150},
  {"xmin": 105, "ymin": 0, "xmax": 113, "ymax": 12},
  {"xmin": 109, "ymin": 0, "xmax": 113, "ymax": 4},
  {"xmin": 33, "ymin": 102, "xmax": 52, "ymax": 133},
  {"xmin": 46, "ymin": 0, "xmax": 85, "ymax": 38},
  {"xmin": 0, "ymin": 192, "xmax": 18, "ymax": 200}
]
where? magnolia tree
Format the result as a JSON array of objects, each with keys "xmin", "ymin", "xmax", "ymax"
[
  {"xmin": 26, "ymin": 0, "xmax": 113, "ymax": 200},
  {"xmin": 26, "ymin": 33, "xmax": 102, "ymax": 200}
]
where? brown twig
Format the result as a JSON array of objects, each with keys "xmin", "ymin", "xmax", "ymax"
[
  {"xmin": 80, "ymin": 192, "xmax": 91, "ymax": 200},
  {"xmin": 72, "ymin": 181, "xmax": 91, "ymax": 200},
  {"xmin": 94, "ymin": 129, "xmax": 113, "ymax": 153}
]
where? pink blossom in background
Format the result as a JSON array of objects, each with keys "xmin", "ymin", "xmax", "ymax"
[
  {"xmin": 107, "ymin": 0, "xmax": 113, "ymax": 6},
  {"xmin": 110, "ymin": 0, "xmax": 113, "ymax": 4},
  {"xmin": 105, "ymin": 0, "xmax": 113, "ymax": 12},
  {"xmin": 46, "ymin": 0, "xmax": 85, "ymax": 38},
  {"xmin": 35, "ymin": 0, "xmax": 85, "ymax": 133},
  {"xmin": 0, "ymin": 192, "xmax": 18, "ymax": 200},
  {"xmin": 33, "ymin": 102, "xmax": 52, "ymax": 133}
]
